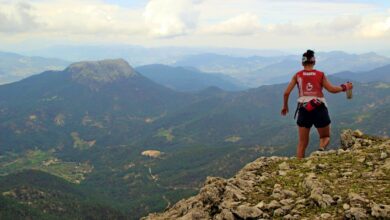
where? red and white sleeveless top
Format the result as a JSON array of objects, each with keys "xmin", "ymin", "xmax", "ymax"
[{"xmin": 295, "ymin": 69, "xmax": 326, "ymax": 104}]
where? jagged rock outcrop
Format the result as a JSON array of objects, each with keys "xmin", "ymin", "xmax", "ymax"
[{"xmin": 143, "ymin": 130, "xmax": 390, "ymax": 220}]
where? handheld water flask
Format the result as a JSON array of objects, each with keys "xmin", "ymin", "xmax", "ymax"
[{"xmin": 346, "ymin": 82, "xmax": 353, "ymax": 99}]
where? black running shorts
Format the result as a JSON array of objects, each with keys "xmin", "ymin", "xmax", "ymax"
[{"xmin": 297, "ymin": 104, "xmax": 331, "ymax": 128}]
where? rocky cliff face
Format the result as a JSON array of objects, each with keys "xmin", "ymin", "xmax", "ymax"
[{"xmin": 143, "ymin": 130, "xmax": 390, "ymax": 220}]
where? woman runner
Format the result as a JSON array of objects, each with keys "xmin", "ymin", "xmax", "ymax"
[{"xmin": 281, "ymin": 49, "xmax": 353, "ymax": 159}]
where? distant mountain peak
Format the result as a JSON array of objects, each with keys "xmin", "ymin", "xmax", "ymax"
[{"xmin": 66, "ymin": 59, "xmax": 138, "ymax": 88}]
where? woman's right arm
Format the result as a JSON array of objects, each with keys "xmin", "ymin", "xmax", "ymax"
[{"xmin": 281, "ymin": 75, "xmax": 297, "ymax": 116}]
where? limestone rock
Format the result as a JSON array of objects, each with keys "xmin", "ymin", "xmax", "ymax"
[
  {"xmin": 348, "ymin": 192, "xmax": 368, "ymax": 207},
  {"xmin": 303, "ymin": 160, "xmax": 313, "ymax": 168},
  {"xmin": 283, "ymin": 214, "xmax": 294, "ymax": 220},
  {"xmin": 343, "ymin": 203, "xmax": 351, "ymax": 210},
  {"xmin": 310, "ymin": 191, "xmax": 335, "ymax": 208},
  {"xmin": 219, "ymin": 200, "xmax": 240, "ymax": 210},
  {"xmin": 341, "ymin": 129, "xmax": 356, "ymax": 150},
  {"xmin": 342, "ymin": 171, "xmax": 353, "ymax": 177},
  {"xmin": 273, "ymin": 184, "xmax": 282, "ymax": 191},
  {"xmin": 143, "ymin": 130, "xmax": 389, "ymax": 220},
  {"xmin": 178, "ymin": 209, "xmax": 210, "ymax": 220},
  {"xmin": 255, "ymin": 201, "xmax": 266, "ymax": 210},
  {"xmin": 214, "ymin": 209, "xmax": 234, "ymax": 220},
  {"xmin": 357, "ymin": 157, "xmax": 366, "ymax": 163},
  {"xmin": 278, "ymin": 170, "xmax": 288, "ymax": 176},
  {"xmin": 267, "ymin": 200, "xmax": 282, "ymax": 210},
  {"xmin": 282, "ymin": 190, "xmax": 298, "ymax": 198},
  {"xmin": 353, "ymin": 130, "xmax": 364, "ymax": 138},
  {"xmin": 233, "ymin": 205, "xmax": 263, "ymax": 219},
  {"xmin": 295, "ymin": 198, "xmax": 306, "ymax": 205},
  {"xmin": 371, "ymin": 203, "xmax": 390, "ymax": 218},
  {"xmin": 380, "ymin": 158, "xmax": 390, "ymax": 170},
  {"xmin": 320, "ymin": 213, "xmax": 332, "ymax": 219},
  {"xmin": 273, "ymin": 208, "xmax": 285, "ymax": 217},
  {"xmin": 223, "ymin": 184, "xmax": 245, "ymax": 202},
  {"xmin": 280, "ymin": 199, "xmax": 295, "ymax": 206},
  {"xmin": 345, "ymin": 207, "xmax": 368, "ymax": 219},
  {"xmin": 279, "ymin": 162, "xmax": 290, "ymax": 170},
  {"xmin": 281, "ymin": 205, "xmax": 293, "ymax": 212},
  {"xmin": 333, "ymin": 195, "xmax": 342, "ymax": 204},
  {"xmin": 199, "ymin": 177, "xmax": 227, "ymax": 206}
]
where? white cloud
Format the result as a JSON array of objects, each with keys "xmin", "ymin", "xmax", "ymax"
[
  {"xmin": 143, "ymin": 0, "xmax": 201, "ymax": 38},
  {"xmin": 41, "ymin": 0, "xmax": 146, "ymax": 35},
  {"xmin": 0, "ymin": 2, "xmax": 42, "ymax": 32},
  {"xmin": 0, "ymin": 0, "xmax": 146, "ymax": 35},
  {"xmin": 201, "ymin": 13, "xmax": 262, "ymax": 36},
  {"xmin": 360, "ymin": 15, "xmax": 390, "ymax": 38},
  {"xmin": 321, "ymin": 15, "xmax": 362, "ymax": 33},
  {"xmin": 267, "ymin": 22, "xmax": 303, "ymax": 35},
  {"xmin": 0, "ymin": 0, "xmax": 389, "ymax": 52},
  {"xmin": 266, "ymin": 15, "xmax": 364, "ymax": 37},
  {"xmin": 268, "ymin": 15, "xmax": 362, "ymax": 37}
]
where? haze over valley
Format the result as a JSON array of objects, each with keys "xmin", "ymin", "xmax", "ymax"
[{"xmin": 2, "ymin": 48, "xmax": 390, "ymax": 88}]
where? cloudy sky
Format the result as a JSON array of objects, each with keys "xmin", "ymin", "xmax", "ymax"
[{"xmin": 0, "ymin": 0, "xmax": 389, "ymax": 54}]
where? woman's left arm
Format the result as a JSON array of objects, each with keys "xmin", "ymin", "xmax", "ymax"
[{"xmin": 323, "ymin": 75, "xmax": 353, "ymax": 93}]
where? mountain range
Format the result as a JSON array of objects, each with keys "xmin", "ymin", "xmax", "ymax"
[
  {"xmin": 333, "ymin": 64, "xmax": 390, "ymax": 83},
  {"xmin": 174, "ymin": 53, "xmax": 286, "ymax": 77},
  {"xmin": 23, "ymin": 45, "xmax": 287, "ymax": 65},
  {"xmin": 0, "ymin": 59, "xmax": 389, "ymax": 219},
  {"xmin": 2, "ymin": 49, "xmax": 389, "ymax": 88},
  {"xmin": 0, "ymin": 51, "xmax": 69, "ymax": 84},
  {"xmin": 136, "ymin": 64, "xmax": 246, "ymax": 92},
  {"xmin": 175, "ymin": 51, "xmax": 390, "ymax": 86}
]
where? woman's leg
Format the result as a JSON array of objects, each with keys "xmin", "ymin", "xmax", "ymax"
[
  {"xmin": 297, "ymin": 126, "xmax": 310, "ymax": 159},
  {"xmin": 317, "ymin": 125, "xmax": 330, "ymax": 150}
]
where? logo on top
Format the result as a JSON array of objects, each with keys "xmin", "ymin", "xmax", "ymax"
[{"xmin": 306, "ymin": 83, "xmax": 313, "ymax": 91}]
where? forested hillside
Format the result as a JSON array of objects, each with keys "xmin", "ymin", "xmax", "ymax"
[{"xmin": 0, "ymin": 60, "xmax": 388, "ymax": 219}]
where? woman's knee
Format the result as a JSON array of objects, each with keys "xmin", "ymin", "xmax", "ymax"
[
  {"xmin": 320, "ymin": 134, "xmax": 330, "ymax": 139},
  {"xmin": 317, "ymin": 125, "xmax": 330, "ymax": 138}
]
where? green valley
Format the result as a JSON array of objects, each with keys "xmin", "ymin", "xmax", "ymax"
[
  {"xmin": 0, "ymin": 149, "xmax": 92, "ymax": 184},
  {"xmin": 0, "ymin": 59, "xmax": 388, "ymax": 219}
]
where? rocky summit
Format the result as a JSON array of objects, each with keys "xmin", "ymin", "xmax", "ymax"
[
  {"xmin": 144, "ymin": 130, "xmax": 390, "ymax": 220},
  {"xmin": 66, "ymin": 59, "xmax": 138, "ymax": 89}
]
